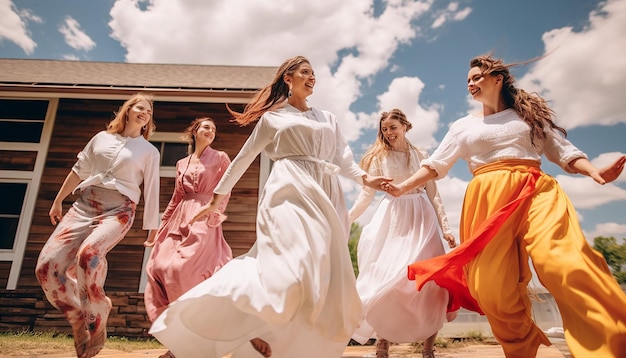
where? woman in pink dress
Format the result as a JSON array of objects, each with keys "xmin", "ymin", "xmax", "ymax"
[{"xmin": 144, "ymin": 117, "xmax": 232, "ymax": 358}]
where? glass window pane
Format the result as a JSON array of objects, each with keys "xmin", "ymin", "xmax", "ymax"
[
  {"xmin": 162, "ymin": 143, "xmax": 188, "ymax": 166},
  {"xmin": 0, "ymin": 218, "xmax": 18, "ymax": 250},
  {"xmin": 0, "ymin": 99, "xmax": 48, "ymax": 120},
  {"xmin": 0, "ymin": 122, "xmax": 44, "ymax": 143},
  {"xmin": 0, "ymin": 183, "xmax": 27, "ymax": 215}
]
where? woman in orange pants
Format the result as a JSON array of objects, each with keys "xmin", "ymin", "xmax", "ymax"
[{"xmin": 385, "ymin": 54, "xmax": 626, "ymax": 357}]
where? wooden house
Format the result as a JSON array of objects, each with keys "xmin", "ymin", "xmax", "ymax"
[{"xmin": 0, "ymin": 58, "xmax": 276, "ymax": 336}]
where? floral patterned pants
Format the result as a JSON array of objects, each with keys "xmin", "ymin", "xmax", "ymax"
[{"xmin": 36, "ymin": 186, "xmax": 136, "ymax": 335}]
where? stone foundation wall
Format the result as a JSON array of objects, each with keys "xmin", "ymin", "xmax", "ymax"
[{"xmin": 0, "ymin": 289, "xmax": 151, "ymax": 338}]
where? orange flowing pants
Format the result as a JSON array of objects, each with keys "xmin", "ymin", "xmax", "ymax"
[{"xmin": 409, "ymin": 160, "xmax": 626, "ymax": 357}]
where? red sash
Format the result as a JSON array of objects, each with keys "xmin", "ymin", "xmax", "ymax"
[{"xmin": 407, "ymin": 162, "xmax": 541, "ymax": 314}]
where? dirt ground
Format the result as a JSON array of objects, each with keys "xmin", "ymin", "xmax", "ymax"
[{"xmin": 0, "ymin": 340, "xmax": 570, "ymax": 358}]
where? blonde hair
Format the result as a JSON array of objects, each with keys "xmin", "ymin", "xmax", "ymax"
[
  {"xmin": 228, "ymin": 56, "xmax": 310, "ymax": 126},
  {"xmin": 182, "ymin": 116, "xmax": 215, "ymax": 154},
  {"xmin": 470, "ymin": 54, "xmax": 566, "ymax": 146},
  {"xmin": 107, "ymin": 93, "xmax": 156, "ymax": 139},
  {"xmin": 360, "ymin": 109, "xmax": 416, "ymax": 172}
]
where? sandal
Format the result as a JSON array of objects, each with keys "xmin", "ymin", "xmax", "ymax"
[
  {"xmin": 422, "ymin": 349, "xmax": 436, "ymax": 358},
  {"xmin": 375, "ymin": 338, "xmax": 389, "ymax": 358}
]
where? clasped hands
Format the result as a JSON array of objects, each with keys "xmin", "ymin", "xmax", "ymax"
[
  {"xmin": 362, "ymin": 174, "xmax": 406, "ymax": 197},
  {"xmin": 380, "ymin": 181, "xmax": 406, "ymax": 197}
]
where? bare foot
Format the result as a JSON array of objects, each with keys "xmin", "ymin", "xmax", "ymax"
[
  {"xmin": 83, "ymin": 324, "xmax": 106, "ymax": 358},
  {"xmin": 71, "ymin": 321, "xmax": 90, "ymax": 358},
  {"xmin": 250, "ymin": 337, "xmax": 271, "ymax": 357},
  {"xmin": 83, "ymin": 297, "xmax": 111, "ymax": 358},
  {"xmin": 65, "ymin": 309, "xmax": 89, "ymax": 358}
]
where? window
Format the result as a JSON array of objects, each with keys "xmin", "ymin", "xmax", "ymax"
[
  {"xmin": 149, "ymin": 132, "xmax": 189, "ymax": 177},
  {"xmin": 0, "ymin": 182, "xmax": 27, "ymax": 250},
  {"xmin": 0, "ymin": 97, "xmax": 53, "ymax": 289},
  {"xmin": 0, "ymin": 99, "xmax": 47, "ymax": 143},
  {"xmin": 151, "ymin": 142, "xmax": 189, "ymax": 167}
]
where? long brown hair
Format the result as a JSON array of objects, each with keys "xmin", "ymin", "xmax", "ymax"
[
  {"xmin": 228, "ymin": 56, "xmax": 310, "ymax": 126},
  {"xmin": 107, "ymin": 93, "xmax": 156, "ymax": 139},
  {"xmin": 360, "ymin": 109, "xmax": 416, "ymax": 172},
  {"xmin": 182, "ymin": 116, "xmax": 215, "ymax": 154},
  {"xmin": 470, "ymin": 54, "xmax": 566, "ymax": 146}
]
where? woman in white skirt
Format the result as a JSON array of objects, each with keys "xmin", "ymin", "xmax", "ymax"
[
  {"xmin": 149, "ymin": 56, "xmax": 390, "ymax": 358},
  {"xmin": 349, "ymin": 109, "xmax": 457, "ymax": 358}
]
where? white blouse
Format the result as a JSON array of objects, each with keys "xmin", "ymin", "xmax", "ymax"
[
  {"xmin": 72, "ymin": 131, "xmax": 160, "ymax": 230},
  {"xmin": 423, "ymin": 109, "xmax": 587, "ymax": 177},
  {"xmin": 214, "ymin": 105, "xmax": 366, "ymax": 195}
]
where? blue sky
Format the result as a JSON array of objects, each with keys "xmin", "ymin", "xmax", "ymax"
[{"xmin": 2, "ymin": 0, "xmax": 626, "ymax": 243}]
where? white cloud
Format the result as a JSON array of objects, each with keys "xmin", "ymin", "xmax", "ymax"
[
  {"xmin": 109, "ymin": 0, "xmax": 410, "ymax": 67},
  {"xmin": 62, "ymin": 54, "xmax": 80, "ymax": 61},
  {"xmin": 434, "ymin": 175, "xmax": 468, "ymax": 239},
  {"xmin": 556, "ymin": 173, "xmax": 626, "ymax": 209},
  {"xmin": 59, "ymin": 16, "xmax": 96, "ymax": 51},
  {"xmin": 518, "ymin": 0, "xmax": 626, "ymax": 130},
  {"xmin": 585, "ymin": 222, "xmax": 626, "ymax": 241},
  {"xmin": 431, "ymin": 2, "xmax": 472, "ymax": 29},
  {"xmin": 108, "ymin": 0, "xmax": 469, "ymax": 142},
  {"xmin": 0, "ymin": 0, "xmax": 40, "ymax": 54}
]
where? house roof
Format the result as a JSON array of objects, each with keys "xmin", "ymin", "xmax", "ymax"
[{"xmin": 0, "ymin": 58, "xmax": 277, "ymax": 96}]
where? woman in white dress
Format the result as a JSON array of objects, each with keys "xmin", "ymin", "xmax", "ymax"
[
  {"xmin": 149, "ymin": 55, "xmax": 390, "ymax": 358},
  {"xmin": 349, "ymin": 109, "xmax": 456, "ymax": 358}
]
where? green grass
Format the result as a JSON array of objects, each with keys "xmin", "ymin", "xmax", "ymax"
[
  {"xmin": 410, "ymin": 330, "xmax": 487, "ymax": 353},
  {"xmin": 0, "ymin": 330, "xmax": 164, "ymax": 355}
]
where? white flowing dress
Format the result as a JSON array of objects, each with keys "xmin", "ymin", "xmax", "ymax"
[
  {"xmin": 150, "ymin": 104, "xmax": 367, "ymax": 358},
  {"xmin": 349, "ymin": 148, "xmax": 453, "ymax": 344}
]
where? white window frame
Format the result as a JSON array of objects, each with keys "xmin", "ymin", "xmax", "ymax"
[{"xmin": 0, "ymin": 97, "xmax": 58, "ymax": 289}]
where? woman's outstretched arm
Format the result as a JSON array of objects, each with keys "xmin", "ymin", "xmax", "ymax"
[{"xmin": 385, "ymin": 166, "xmax": 438, "ymax": 197}]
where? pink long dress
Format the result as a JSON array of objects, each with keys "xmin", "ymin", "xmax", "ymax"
[{"xmin": 145, "ymin": 146, "xmax": 232, "ymax": 322}]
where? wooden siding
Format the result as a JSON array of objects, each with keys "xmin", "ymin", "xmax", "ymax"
[
  {"xmin": 0, "ymin": 262, "xmax": 9, "ymax": 288},
  {"xmin": 0, "ymin": 289, "xmax": 153, "ymax": 337},
  {"xmin": 18, "ymin": 98, "xmax": 258, "ymax": 291}
]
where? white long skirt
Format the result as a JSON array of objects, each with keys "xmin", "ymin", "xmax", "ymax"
[
  {"xmin": 352, "ymin": 192, "xmax": 449, "ymax": 344},
  {"xmin": 149, "ymin": 159, "xmax": 361, "ymax": 358}
]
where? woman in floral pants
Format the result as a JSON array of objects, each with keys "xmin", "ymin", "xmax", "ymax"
[{"xmin": 36, "ymin": 93, "xmax": 160, "ymax": 358}]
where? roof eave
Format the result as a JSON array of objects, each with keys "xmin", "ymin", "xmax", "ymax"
[{"xmin": 0, "ymin": 83, "xmax": 258, "ymax": 103}]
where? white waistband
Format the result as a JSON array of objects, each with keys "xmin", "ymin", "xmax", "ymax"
[{"xmin": 279, "ymin": 155, "xmax": 340, "ymax": 175}]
